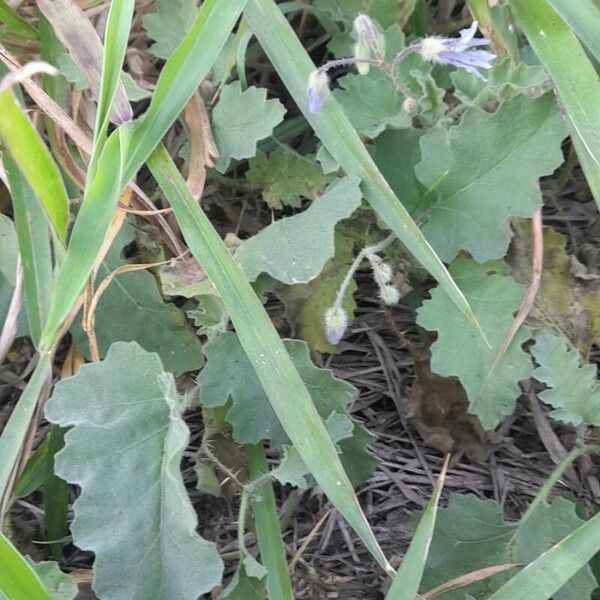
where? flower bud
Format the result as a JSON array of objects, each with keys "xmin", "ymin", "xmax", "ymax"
[
  {"xmin": 353, "ymin": 41, "xmax": 371, "ymax": 75},
  {"xmin": 402, "ymin": 96, "xmax": 418, "ymax": 114},
  {"xmin": 324, "ymin": 305, "xmax": 348, "ymax": 345},
  {"xmin": 380, "ymin": 284, "xmax": 400, "ymax": 306},
  {"xmin": 353, "ymin": 14, "xmax": 385, "ymax": 58},
  {"xmin": 307, "ymin": 70, "xmax": 330, "ymax": 113}
]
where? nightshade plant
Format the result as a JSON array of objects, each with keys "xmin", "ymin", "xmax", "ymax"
[{"xmin": 0, "ymin": 1, "xmax": 599, "ymax": 599}]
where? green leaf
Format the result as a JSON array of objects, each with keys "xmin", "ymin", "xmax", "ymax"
[
  {"xmin": 415, "ymin": 93, "xmax": 566, "ymax": 262},
  {"xmin": 199, "ymin": 331, "xmax": 376, "ymax": 485},
  {"xmin": 70, "ymin": 223, "xmax": 203, "ymax": 376},
  {"xmin": 0, "ymin": 90, "xmax": 69, "ymax": 242},
  {"xmin": 221, "ymin": 556, "xmax": 267, "ymax": 600},
  {"xmin": 25, "ymin": 560, "xmax": 77, "ymax": 600},
  {"xmin": 278, "ymin": 231, "xmax": 357, "ymax": 353},
  {"xmin": 545, "ymin": 0, "xmax": 600, "ymax": 62},
  {"xmin": 531, "ymin": 331, "xmax": 600, "ymax": 426},
  {"xmin": 4, "ymin": 154, "xmax": 53, "ymax": 346},
  {"xmin": 0, "ymin": 213, "xmax": 17, "ymax": 285},
  {"xmin": 0, "ymin": 532, "xmax": 53, "ymax": 600},
  {"xmin": 272, "ymin": 411, "xmax": 355, "ymax": 488},
  {"xmin": 213, "ymin": 82, "xmax": 286, "ymax": 172},
  {"xmin": 511, "ymin": 0, "xmax": 600, "ymax": 207},
  {"xmin": 236, "ymin": 176, "xmax": 362, "ymax": 284},
  {"xmin": 0, "ymin": 0, "xmax": 38, "ymax": 40},
  {"xmin": 489, "ymin": 510, "xmax": 600, "ymax": 600},
  {"xmin": 44, "ymin": 342, "xmax": 223, "ymax": 600},
  {"xmin": 416, "ymin": 258, "xmax": 532, "ymax": 429},
  {"xmin": 450, "ymin": 58, "xmax": 550, "ymax": 107},
  {"xmin": 143, "ymin": 0, "xmax": 199, "ymax": 60},
  {"xmin": 421, "ymin": 494, "xmax": 596, "ymax": 599},
  {"xmin": 371, "ymin": 128, "xmax": 425, "ymax": 216},
  {"xmin": 248, "ymin": 444, "xmax": 294, "ymax": 600},
  {"xmin": 386, "ymin": 460, "xmax": 447, "ymax": 600},
  {"xmin": 246, "ymin": 148, "xmax": 332, "ymax": 209}
]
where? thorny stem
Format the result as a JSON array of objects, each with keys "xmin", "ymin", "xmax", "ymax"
[
  {"xmin": 237, "ymin": 489, "xmax": 250, "ymax": 557},
  {"xmin": 331, "ymin": 233, "xmax": 396, "ymax": 313},
  {"xmin": 316, "ymin": 56, "xmax": 383, "ymax": 75},
  {"xmin": 200, "ymin": 431, "xmax": 244, "ymax": 489}
]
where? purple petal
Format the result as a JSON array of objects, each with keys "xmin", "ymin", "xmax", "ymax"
[
  {"xmin": 438, "ymin": 49, "xmax": 495, "ymax": 69},
  {"xmin": 308, "ymin": 87, "xmax": 326, "ymax": 113},
  {"xmin": 326, "ymin": 328, "xmax": 345, "ymax": 345}
]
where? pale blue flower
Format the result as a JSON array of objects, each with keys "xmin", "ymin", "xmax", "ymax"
[
  {"xmin": 419, "ymin": 21, "xmax": 495, "ymax": 79},
  {"xmin": 324, "ymin": 305, "xmax": 348, "ymax": 345},
  {"xmin": 307, "ymin": 70, "xmax": 330, "ymax": 113}
]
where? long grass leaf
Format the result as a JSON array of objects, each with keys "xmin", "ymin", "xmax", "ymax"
[
  {"xmin": 545, "ymin": 0, "xmax": 600, "ymax": 63},
  {"xmin": 122, "ymin": 0, "xmax": 247, "ymax": 183},
  {"xmin": 0, "ymin": 88, "xmax": 69, "ymax": 242},
  {"xmin": 248, "ymin": 445, "xmax": 294, "ymax": 600},
  {"xmin": 88, "ymin": 0, "xmax": 135, "ymax": 180},
  {"xmin": 0, "ymin": 353, "xmax": 51, "ymax": 502},
  {"xmin": 3, "ymin": 154, "xmax": 53, "ymax": 346},
  {"xmin": 511, "ymin": 0, "xmax": 600, "ymax": 206},
  {"xmin": 386, "ymin": 456, "xmax": 449, "ymax": 599},
  {"xmin": 244, "ymin": 0, "xmax": 486, "ymax": 345},
  {"xmin": 488, "ymin": 510, "xmax": 600, "ymax": 600},
  {"xmin": 0, "ymin": 0, "xmax": 38, "ymax": 41},
  {"xmin": 0, "ymin": 531, "xmax": 53, "ymax": 600},
  {"xmin": 147, "ymin": 144, "xmax": 392, "ymax": 573}
]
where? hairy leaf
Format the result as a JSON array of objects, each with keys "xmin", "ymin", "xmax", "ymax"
[
  {"xmin": 143, "ymin": 0, "xmax": 199, "ymax": 59},
  {"xmin": 416, "ymin": 258, "xmax": 532, "ymax": 429},
  {"xmin": 246, "ymin": 149, "xmax": 332, "ymax": 209},
  {"xmin": 45, "ymin": 342, "xmax": 223, "ymax": 600},
  {"xmin": 415, "ymin": 93, "xmax": 566, "ymax": 262},
  {"xmin": 213, "ymin": 82, "xmax": 286, "ymax": 172},
  {"xmin": 531, "ymin": 331, "xmax": 600, "ymax": 426},
  {"xmin": 198, "ymin": 332, "xmax": 375, "ymax": 484},
  {"xmin": 71, "ymin": 224, "xmax": 203, "ymax": 376},
  {"xmin": 236, "ymin": 176, "xmax": 362, "ymax": 284}
]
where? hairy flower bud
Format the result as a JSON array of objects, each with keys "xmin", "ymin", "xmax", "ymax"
[
  {"xmin": 402, "ymin": 96, "xmax": 418, "ymax": 114},
  {"xmin": 379, "ymin": 284, "xmax": 400, "ymax": 306},
  {"xmin": 307, "ymin": 69, "xmax": 330, "ymax": 113},
  {"xmin": 324, "ymin": 305, "xmax": 348, "ymax": 345},
  {"xmin": 353, "ymin": 41, "xmax": 371, "ymax": 75},
  {"xmin": 353, "ymin": 14, "xmax": 385, "ymax": 58}
]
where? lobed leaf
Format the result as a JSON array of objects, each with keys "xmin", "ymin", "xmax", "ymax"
[
  {"xmin": 416, "ymin": 258, "xmax": 532, "ymax": 429},
  {"xmin": 45, "ymin": 342, "xmax": 223, "ymax": 600},
  {"xmin": 236, "ymin": 176, "xmax": 362, "ymax": 284},
  {"xmin": 212, "ymin": 81, "xmax": 286, "ymax": 172},
  {"xmin": 415, "ymin": 93, "xmax": 566, "ymax": 262}
]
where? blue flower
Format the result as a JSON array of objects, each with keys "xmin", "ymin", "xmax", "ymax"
[
  {"xmin": 419, "ymin": 21, "xmax": 495, "ymax": 79},
  {"xmin": 324, "ymin": 305, "xmax": 348, "ymax": 345},
  {"xmin": 307, "ymin": 70, "xmax": 330, "ymax": 113}
]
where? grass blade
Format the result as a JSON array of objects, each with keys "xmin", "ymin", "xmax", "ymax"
[
  {"xmin": 88, "ymin": 0, "xmax": 135, "ymax": 180},
  {"xmin": 122, "ymin": 0, "xmax": 247, "ymax": 183},
  {"xmin": 511, "ymin": 0, "xmax": 600, "ymax": 207},
  {"xmin": 545, "ymin": 0, "xmax": 600, "ymax": 62},
  {"xmin": 244, "ymin": 0, "xmax": 486, "ymax": 345},
  {"xmin": 0, "ymin": 0, "xmax": 38, "ymax": 41},
  {"xmin": 0, "ymin": 353, "xmax": 51, "ymax": 505},
  {"xmin": 0, "ymin": 531, "xmax": 53, "ymax": 600},
  {"xmin": 248, "ymin": 444, "xmax": 294, "ymax": 600},
  {"xmin": 3, "ymin": 154, "xmax": 53, "ymax": 346},
  {"xmin": 488, "ymin": 510, "xmax": 600, "ymax": 600},
  {"xmin": 0, "ymin": 88, "xmax": 69, "ymax": 242},
  {"xmin": 386, "ymin": 456, "xmax": 449, "ymax": 600},
  {"xmin": 147, "ymin": 144, "xmax": 392, "ymax": 573}
]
